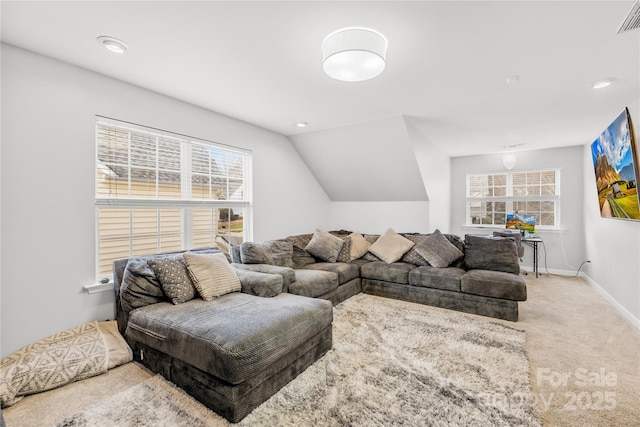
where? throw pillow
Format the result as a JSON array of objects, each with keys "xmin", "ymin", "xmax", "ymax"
[
  {"xmin": 464, "ymin": 234, "xmax": 520, "ymax": 274},
  {"xmin": 120, "ymin": 258, "xmax": 164, "ymax": 314},
  {"xmin": 349, "ymin": 232, "xmax": 371, "ymax": 260},
  {"xmin": 147, "ymin": 255, "xmax": 196, "ymax": 305},
  {"xmin": 368, "ymin": 228, "xmax": 415, "ymax": 263},
  {"xmin": 414, "ymin": 229, "xmax": 464, "ymax": 268},
  {"xmin": 400, "ymin": 233, "xmax": 431, "ymax": 266},
  {"xmin": 336, "ymin": 236, "xmax": 352, "ymax": 263},
  {"xmin": 304, "ymin": 227, "xmax": 345, "ymax": 263},
  {"xmin": 183, "ymin": 252, "xmax": 241, "ymax": 301}
]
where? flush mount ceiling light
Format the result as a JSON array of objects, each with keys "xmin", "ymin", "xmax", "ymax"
[
  {"xmin": 322, "ymin": 27, "xmax": 388, "ymax": 82},
  {"xmin": 592, "ymin": 78, "xmax": 614, "ymax": 89},
  {"xmin": 295, "ymin": 122, "xmax": 308, "ymax": 128},
  {"xmin": 97, "ymin": 36, "xmax": 128, "ymax": 54}
]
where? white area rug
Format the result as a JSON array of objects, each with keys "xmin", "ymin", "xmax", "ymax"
[{"xmin": 57, "ymin": 294, "xmax": 540, "ymax": 426}]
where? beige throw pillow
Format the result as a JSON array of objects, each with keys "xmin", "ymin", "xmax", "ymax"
[
  {"xmin": 349, "ymin": 232, "xmax": 371, "ymax": 260},
  {"xmin": 368, "ymin": 228, "xmax": 415, "ymax": 263},
  {"xmin": 183, "ymin": 252, "xmax": 241, "ymax": 301}
]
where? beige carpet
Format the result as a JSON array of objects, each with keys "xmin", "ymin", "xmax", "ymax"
[{"xmin": 4, "ymin": 274, "xmax": 639, "ymax": 426}]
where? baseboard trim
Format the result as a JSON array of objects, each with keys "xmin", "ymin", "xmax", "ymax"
[
  {"xmin": 520, "ymin": 266, "xmax": 578, "ymax": 277},
  {"xmin": 580, "ymin": 273, "xmax": 640, "ymax": 331}
]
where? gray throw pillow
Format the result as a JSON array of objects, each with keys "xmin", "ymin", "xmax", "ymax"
[
  {"xmin": 336, "ymin": 236, "xmax": 352, "ymax": 263},
  {"xmin": 414, "ymin": 229, "xmax": 464, "ymax": 268},
  {"xmin": 147, "ymin": 255, "xmax": 196, "ymax": 305},
  {"xmin": 464, "ymin": 234, "xmax": 520, "ymax": 274},
  {"xmin": 120, "ymin": 258, "xmax": 164, "ymax": 314},
  {"xmin": 305, "ymin": 228, "xmax": 345, "ymax": 263},
  {"xmin": 401, "ymin": 233, "xmax": 431, "ymax": 266}
]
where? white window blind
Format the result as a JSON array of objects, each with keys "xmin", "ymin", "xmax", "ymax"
[
  {"xmin": 466, "ymin": 169, "xmax": 560, "ymax": 228},
  {"xmin": 95, "ymin": 117, "xmax": 251, "ymax": 277}
]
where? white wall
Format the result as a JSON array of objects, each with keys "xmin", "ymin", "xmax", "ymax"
[
  {"xmin": 0, "ymin": 44, "xmax": 329, "ymax": 356},
  {"xmin": 327, "ymin": 201, "xmax": 430, "ymax": 234},
  {"xmin": 450, "ymin": 145, "xmax": 587, "ymax": 273},
  {"xmin": 582, "ymin": 101, "xmax": 640, "ymax": 324},
  {"xmin": 403, "ymin": 116, "xmax": 452, "ymax": 232}
]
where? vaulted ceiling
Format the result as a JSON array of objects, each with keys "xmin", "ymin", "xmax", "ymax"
[{"xmin": 2, "ymin": 1, "xmax": 638, "ymax": 159}]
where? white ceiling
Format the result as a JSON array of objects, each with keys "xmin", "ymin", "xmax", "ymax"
[{"xmin": 2, "ymin": 1, "xmax": 639, "ymax": 157}]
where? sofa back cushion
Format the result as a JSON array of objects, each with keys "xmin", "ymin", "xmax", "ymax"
[
  {"xmin": 239, "ymin": 240, "xmax": 294, "ymax": 268},
  {"xmin": 464, "ymin": 234, "xmax": 520, "ymax": 274}
]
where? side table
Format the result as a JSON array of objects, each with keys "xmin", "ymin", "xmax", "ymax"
[{"xmin": 522, "ymin": 236, "xmax": 543, "ymax": 278}]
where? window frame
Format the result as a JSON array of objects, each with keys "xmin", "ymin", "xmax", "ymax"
[
  {"xmin": 95, "ymin": 116, "xmax": 252, "ymax": 278},
  {"xmin": 465, "ymin": 168, "xmax": 561, "ymax": 229}
]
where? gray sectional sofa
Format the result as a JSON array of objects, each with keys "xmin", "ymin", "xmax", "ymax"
[
  {"xmin": 113, "ymin": 228, "xmax": 526, "ymax": 423},
  {"xmin": 231, "ymin": 228, "xmax": 527, "ymax": 321}
]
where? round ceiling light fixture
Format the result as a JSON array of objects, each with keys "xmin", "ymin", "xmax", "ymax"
[
  {"xmin": 322, "ymin": 27, "xmax": 388, "ymax": 82},
  {"xmin": 97, "ymin": 36, "xmax": 128, "ymax": 54}
]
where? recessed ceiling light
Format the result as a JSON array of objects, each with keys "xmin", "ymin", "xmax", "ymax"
[
  {"xmin": 97, "ymin": 36, "xmax": 128, "ymax": 54},
  {"xmin": 500, "ymin": 143, "xmax": 524, "ymax": 150},
  {"xmin": 295, "ymin": 122, "xmax": 308, "ymax": 128},
  {"xmin": 592, "ymin": 78, "xmax": 614, "ymax": 89},
  {"xmin": 506, "ymin": 75, "xmax": 519, "ymax": 84}
]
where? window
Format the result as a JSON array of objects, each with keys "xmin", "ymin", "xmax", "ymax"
[
  {"xmin": 96, "ymin": 117, "xmax": 251, "ymax": 277},
  {"xmin": 466, "ymin": 169, "xmax": 559, "ymax": 228}
]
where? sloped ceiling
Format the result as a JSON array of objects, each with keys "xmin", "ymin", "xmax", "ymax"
[{"xmin": 289, "ymin": 116, "xmax": 428, "ymax": 201}]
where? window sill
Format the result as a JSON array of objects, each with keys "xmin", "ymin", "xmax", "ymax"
[
  {"xmin": 461, "ymin": 225, "xmax": 566, "ymax": 233},
  {"xmin": 83, "ymin": 281, "xmax": 114, "ymax": 294}
]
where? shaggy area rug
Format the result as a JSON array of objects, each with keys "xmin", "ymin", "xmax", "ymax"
[{"xmin": 56, "ymin": 294, "xmax": 540, "ymax": 426}]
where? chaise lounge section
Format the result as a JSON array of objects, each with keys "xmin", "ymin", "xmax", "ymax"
[{"xmin": 113, "ymin": 248, "xmax": 333, "ymax": 423}]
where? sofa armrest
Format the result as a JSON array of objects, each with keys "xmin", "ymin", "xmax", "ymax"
[
  {"xmin": 232, "ymin": 263, "xmax": 296, "ymax": 293},
  {"xmin": 231, "ymin": 265, "xmax": 283, "ymax": 297}
]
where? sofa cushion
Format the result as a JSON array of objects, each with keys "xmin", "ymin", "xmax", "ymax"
[
  {"xmin": 461, "ymin": 269, "xmax": 527, "ymax": 301},
  {"xmin": 184, "ymin": 252, "xmax": 241, "ymax": 300},
  {"xmin": 283, "ymin": 235, "xmax": 316, "ymax": 268},
  {"xmin": 240, "ymin": 240, "xmax": 294, "ymax": 268},
  {"xmin": 147, "ymin": 254, "xmax": 196, "ymax": 305},
  {"xmin": 125, "ymin": 293, "xmax": 333, "ymax": 385},
  {"xmin": 408, "ymin": 265, "xmax": 465, "ymax": 292},
  {"xmin": 289, "ymin": 269, "xmax": 339, "ymax": 298},
  {"xmin": 231, "ymin": 267, "xmax": 283, "ymax": 297},
  {"xmin": 414, "ymin": 229, "xmax": 464, "ymax": 268},
  {"xmin": 304, "ymin": 228, "xmax": 345, "ymax": 263},
  {"xmin": 349, "ymin": 232, "xmax": 371, "ymax": 260},
  {"xmin": 232, "ymin": 263, "xmax": 296, "ymax": 292},
  {"xmin": 368, "ymin": 228, "xmax": 415, "ymax": 263},
  {"xmin": 464, "ymin": 234, "xmax": 520, "ymax": 274},
  {"xmin": 120, "ymin": 258, "xmax": 165, "ymax": 314},
  {"xmin": 303, "ymin": 262, "xmax": 360, "ymax": 285},
  {"xmin": 360, "ymin": 261, "xmax": 415, "ymax": 284}
]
